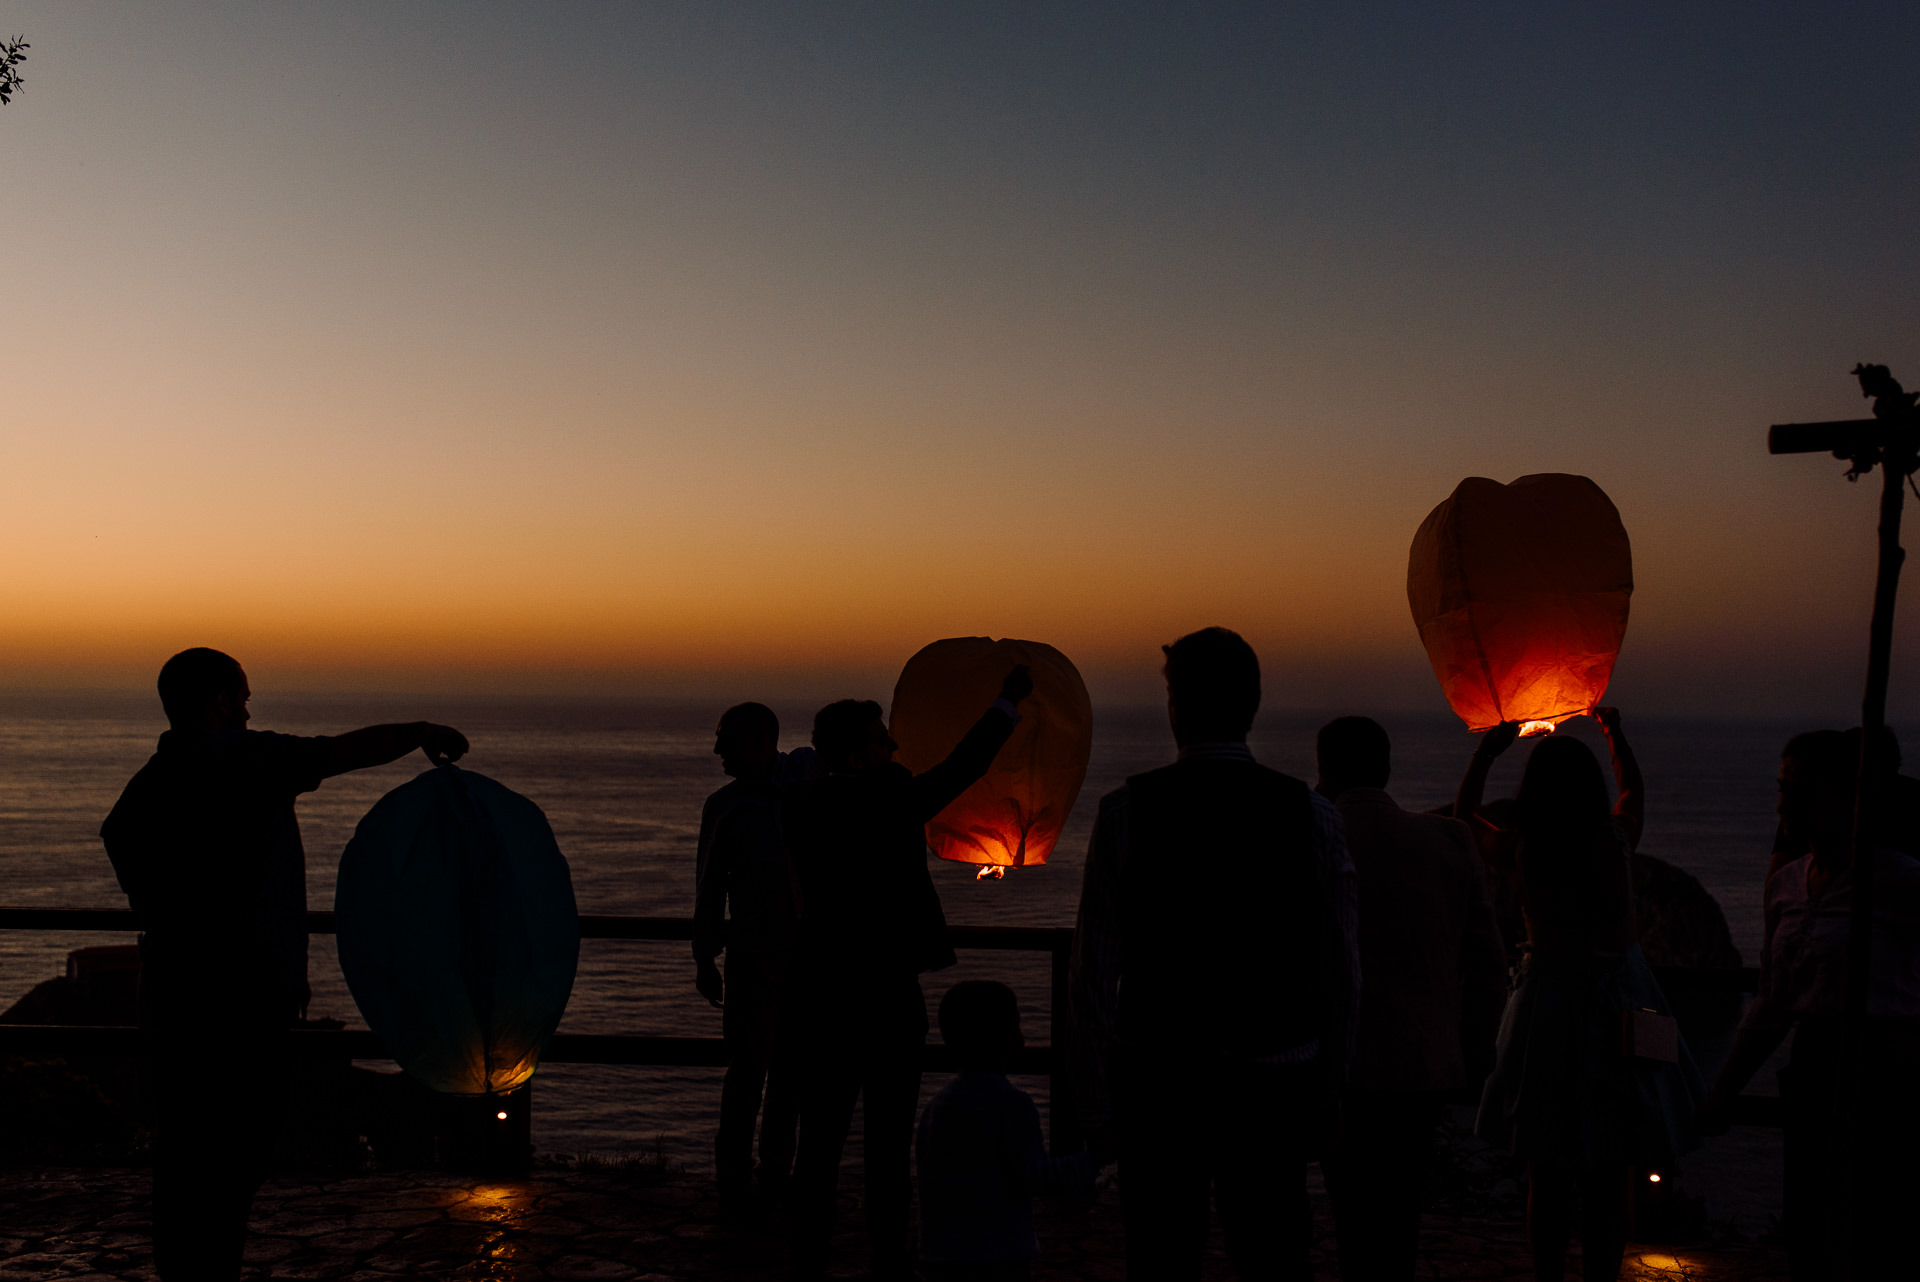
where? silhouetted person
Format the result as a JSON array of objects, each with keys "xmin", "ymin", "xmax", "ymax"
[
  {"xmin": 1765, "ymin": 725, "xmax": 1920, "ymax": 881},
  {"xmin": 1701, "ymin": 728, "xmax": 1920, "ymax": 1279},
  {"xmin": 1461, "ymin": 710, "xmax": 1701, "ymax": 1282},
  {"xmin": 99, "ymin": 648, "xmax": 467, "ymax": 1282},
  {"xmin": 917, "ymin": 981, "xmax": 1094, "ymax": 1282},
  {"xmin": 1069, "ymin": 627, "xmax": 1359, "ymax": 1282},
  {"xmin": 693, "ymin": 701, "xmax": 813, "ymax": 1220},
  {"xmin": 783, "ymin": 666, "xmax": 1033, "ymax": 1281},
  {"xmin": 1316, "ymin": 715, "xmax": 1506, "ymax": 1282}
]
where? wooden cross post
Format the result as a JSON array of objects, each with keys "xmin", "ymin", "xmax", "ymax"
[{"xmin": 1769, "ymin": 362, "xmax": 1920, "ymax": 1274}]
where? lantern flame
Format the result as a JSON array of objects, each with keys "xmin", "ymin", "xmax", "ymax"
[
  {"xmin": 1519, "ymin": 720, "xmax": 1557, "ymax": 738},
  {"xmin": 976, "ymin": 865, "xmax": 1005, "ymax": 880}
]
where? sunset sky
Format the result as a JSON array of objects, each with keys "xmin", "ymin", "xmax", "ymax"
[{"xmin": 6, "ymin": 3, "xmax": 1920, "ymax": 713}]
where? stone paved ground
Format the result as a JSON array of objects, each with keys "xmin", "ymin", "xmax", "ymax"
[{"xmin": 0, "ymin": 1166, "xmax": 1786, "ymax": 1281}]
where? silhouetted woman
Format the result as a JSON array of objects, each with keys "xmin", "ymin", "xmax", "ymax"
[{"xmin": 1457, "ymin": 709, "xmax": 1702, "ymax": 1282}]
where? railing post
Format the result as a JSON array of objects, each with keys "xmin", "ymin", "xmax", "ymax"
[{"xmin": 1049, "ymin": 939, "xmax": 1082, "ymax": 1156}]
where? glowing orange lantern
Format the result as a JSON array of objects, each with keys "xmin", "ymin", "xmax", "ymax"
[
  {"xmin": 1407, "ymin": 473, "xmax": 1633, "ymax": 734},
  {"xmin": 890, "ymin": 637, "xmax": 1093, "ymax": 878}
]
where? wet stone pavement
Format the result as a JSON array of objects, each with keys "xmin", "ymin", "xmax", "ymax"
[{"xmin": 0, "ymin": 1165, "xmax": 1787, "ymax": 1281}]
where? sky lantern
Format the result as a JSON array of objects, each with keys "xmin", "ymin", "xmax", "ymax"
[
  {"xmin": 1407, "ymin": 473, "xmax": 1633, "ymax": 735},
  {"xmin": 890, "ymin": 637, "xmax": 1093, "ymax": 879},
  {"xmin": 336, "ymin": 766, "xmax": 580, "ymax": 1096}
]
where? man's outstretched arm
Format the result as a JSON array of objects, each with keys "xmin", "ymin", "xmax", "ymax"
[
  {"xmin": 906, "ymin": 665, "xmax": 1033, "ymax": 822},
  {"xmin": 321, "ymin": 722, "xmax": 468, "ymax": 777}
]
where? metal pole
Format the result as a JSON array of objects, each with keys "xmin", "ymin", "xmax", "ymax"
[
  {"xmin": 1049, "ymin": 942, "xmax": 1082, "ymax": 1156},
  {"xmin": 1844, "ymin": 379, "xmax": 1920, "ymax": 1276},
  {"xmin": 1769, "ymin": 365, "xmax": 1920, "ymax": 1277},
  {"xmin": 1847, "ymin": 459, "xmax": 1901, "ymax": 1035}
]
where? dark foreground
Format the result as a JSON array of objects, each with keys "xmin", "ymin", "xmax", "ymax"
[{"xmin": 0, "ymin": 1165, "xmax": 1786, "ymax": 1281}]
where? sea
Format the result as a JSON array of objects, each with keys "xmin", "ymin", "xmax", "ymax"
[{"xmin": 0, "ymin": 690, "xmax": 1795, "ymax": 1171}]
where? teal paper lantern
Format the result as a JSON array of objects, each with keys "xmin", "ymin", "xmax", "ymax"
[{"xmin": 336, "ymin": 766, "xmax": 579, "ymax": 1095}]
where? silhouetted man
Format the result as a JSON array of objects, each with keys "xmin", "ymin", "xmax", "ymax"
[
  {"xmin": 1704, "ymin": 728, "xmax": 1920, "ymax": 1279},
  {"xmin": 1069, "ymin": 627, "xmax": 1359, "ymax": 1282},
  {"xmin": 1315, "ymin": 715, "xmax": 1506, "ymax": 1282},
  {"xmin": 693, "ymin": 701, "xmax": 811, "ymax": 1219},
  {"xmin": 100, "ymin": 648, "xmax": 467, "ymax": 1282},
  {"xmin": 783, "ymin": 665, "xmax": 1033, "ymax": 1281}
]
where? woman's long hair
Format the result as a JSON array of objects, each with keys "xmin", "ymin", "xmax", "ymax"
[{"xmin": 1512, "ymin": 735, "xmax": 1612, "ymax": 837}]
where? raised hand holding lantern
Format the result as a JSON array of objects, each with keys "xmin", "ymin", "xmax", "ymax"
[
  {"xmin": 1407, "ymin": 473, "xmax": 1633, "ymax": 735},
  {"xmin": 890, "ymin": 637, "xmax": 1093, "ymax": 878}
]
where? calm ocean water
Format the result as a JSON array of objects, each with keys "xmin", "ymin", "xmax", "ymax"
[{"xmin": 0, "ymin": 690, "xmax": 1796, "ymax": 1165}]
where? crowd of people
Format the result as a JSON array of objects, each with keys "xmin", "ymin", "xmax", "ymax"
[
  {"xmin": 692, "ymin": 627, "xmax": 1919, "ymax": 1282},
  {"xmin": 94, "ymin": 635, "xmax": 1920, "ymax": 1282}
]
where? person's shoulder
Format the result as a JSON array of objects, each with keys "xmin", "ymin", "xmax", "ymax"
[
  {"xmin": 990, "ymin": 1075, "xmax": 1043, "ymax": 1128},
  {"xmin": 243, "ymin": 728, "xmax": 319, "ymax": 745},
  {"xmin": 1333, "ymin": 786, "xmax": 1395, "ymax": 811},
  {"xmin": 1242, "ymin": 761, "xmax": 1316, "ymax": 805},
  {"xmin": 1123, "ymin": 761, "xmax": 1181, "ymax": 789},
  {"xmin": 1128, "ymin": 758, "xmax": 1303, "ymax": 790},
  {"xmin": 926, "ymin": 1072, "xmax": 972, "ymax": 1105},
  {"xmin": 995, "ymin": 1072, "xmax": 1040, "ymax": 1111},
  {"xmin": 117, "ymin": 748, "xmax": 169, "ymax": 784},
  {"xmin": 952, "ymin": 1070, "xmax": 1031, "ymax": 1109},
  {"xmin": 1294, "ymin": 787, "xmax": 1340, "ymax": 835},
  {"xmin": 975, "ymin": 1068, "xmax": 1025, "ymax": 1095},
  {"xmin": 923, "ymin": 1071, "xmax": 1003, "ymax": 1119},
  {"xmin": 241, "ymin": 728, "xmax": 330, "ymax": 758},
  {"xmin": 705, "ymin": 777, "xmax": 753, "ymax": 802},
  {"xmin": 1398, "ymin": 804, "xmax": 1475, "ymax": 847},
  {"xmin": 702, "ymin": 779, "xmax": 747, "ymax": 815},
  {"xmin": 784, "ymin": 773, "xmax": 842, "ymax": 808},
  {"xmin": 102, "ymin": 751, "xmax": 170, "ymax": 820},
  {"xmin": 1765, "ymin": 853, "xmax": 1812, "ymax": 900}
]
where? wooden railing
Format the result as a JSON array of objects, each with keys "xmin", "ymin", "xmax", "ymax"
[
  {"xmin": 0, "ymin": 908, "xmax": 1778, "ymax": 1133},
  {"xmin": 0, "ymin": 908, "xmax": 1082, "ymax": 1148}
]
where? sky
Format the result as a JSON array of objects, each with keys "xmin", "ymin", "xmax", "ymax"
[{"xmin": 5, "ymin": 3, "xmax": 1920, "ymax": 714}]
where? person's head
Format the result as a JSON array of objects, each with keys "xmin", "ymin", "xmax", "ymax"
[
  {"xmin": 938, "ymin": 980, "xmax": 1023, "ymax": 1071},
  {"xmin": 714, "ymin": 702, "xmax": 780, "ymax": 780},
  {"xmin": 1162, "ymin": 627, "xmax": 1260, "ymax": 746},
  {"xmin": 157, "ymin": 648, "xmax": 249, "ymax": 732},
  {"xmin": 1316, "ymin": 716, "xmax": 1391, "ymax": 800},
  {"xmin": 1512, "ymin": 735, "xmax": 1612, "ymax": 837},
  {"xmin": 812, "ymin": 698, "xmax": 890, "ymax": 775},
  {"xmin": 1779, "ymin": 729, "xmax": 1856, "ymax": 855}
]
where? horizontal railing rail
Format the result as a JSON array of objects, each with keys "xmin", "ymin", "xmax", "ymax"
[
  {"xmin": 0, "ymin": 906, "xmax": 1083, "ymax": 1148},
  {"xmin": 1, "ymin": 908, "xmax": 1775, "ymax": 1135},
  {"xmin": 0, "ymin": 1023, "xmax": 1054, "ymax": 1075},
  {"xmin": 0, "ymin": 907, "xmax": 1074, "ymax": 953}
]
